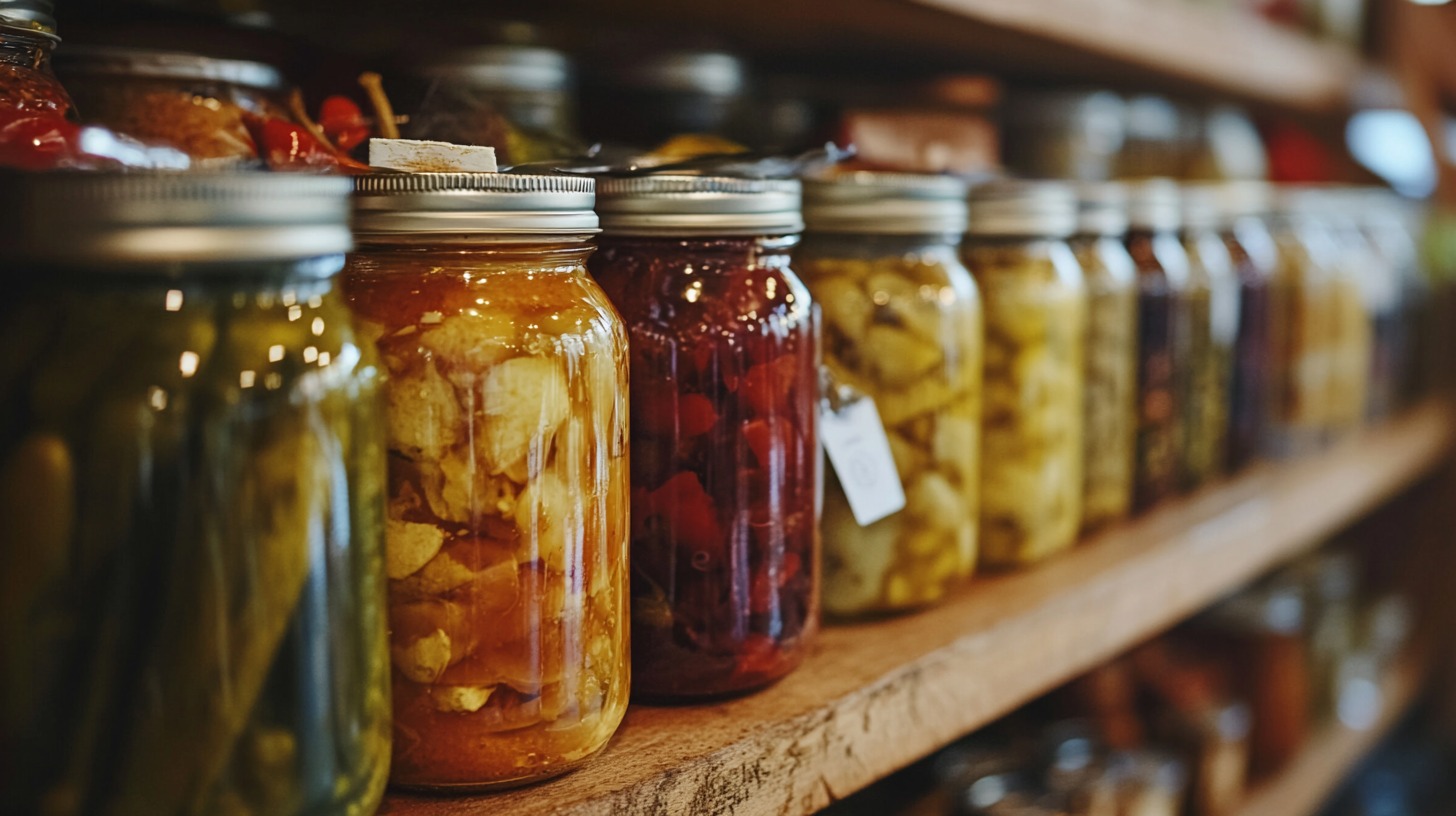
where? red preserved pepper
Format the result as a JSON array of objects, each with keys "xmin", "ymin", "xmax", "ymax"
[
  {"xmin": 319, "ymin": 95, "xmax": 371, "ymax": 152},
  {"xmin": 592, "ymin": 233, "xmax": 821, "ymax": 699},
  {"xmin": 243, "ymin": 113, "xmax": 369, "ymax": 173}
]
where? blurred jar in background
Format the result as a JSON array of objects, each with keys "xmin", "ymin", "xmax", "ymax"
[
  {"xmin": 1314, "ymin": 193, "xmax": 1376, "ymax": 439},
  {"xmin": 1266, "ymin": 189, "xmax": 1337, "ymax": 457},
  {"xmin": 1183, "ymin": 106, "xmax": 1269, "ymax": 183},
  {"xmin": 1125, "ymin": 180, "xmax": 1191, "ymax": 511},
  {"xmin": 1218, "ymin": 181, "xmax": 1279, "ymax": 472},
  {"xmin": 580, "ymin": 49, "xmax": 750, "ymax": 150},
  {"xmin": 1179, "ymin": 185, "xmax": 1240, "ymax": 491},
  {"xmin": 1358, "ymin": 189, "xmax": 1428, "ymax": 408},
  {"xmin": 1115, "ymin": 95, "xmax": 1186, "ymax": 180},
  {"xmin": 1070, "ymin": 183, "xmax": 1138, "ymax": 533},
  {"xmin": 1003, "ymin": 89, "xmax": 1126, "ymax": 182}
]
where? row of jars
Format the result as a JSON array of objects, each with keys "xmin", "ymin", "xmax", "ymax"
[{"xmin": 0, "ymin": 168, "xmax": 1424, "ymax": 813}]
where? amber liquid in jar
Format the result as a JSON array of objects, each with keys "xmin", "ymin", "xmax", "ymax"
[
  {"xmin": 1126, "ymin": 229, "xmax": 1190, "ymax": 511},
  {"xmin": 344, "ymin": 239, "xmax": 630, "ymax": 789},
  {"xmin": 591, "ymin": 235, "xmax": 821, "ymax": 700}
]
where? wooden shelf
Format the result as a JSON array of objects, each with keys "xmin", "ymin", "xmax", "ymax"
[
  {"xmin": 381, "ymin": 401, "xmax": 1453, "ymax": 816},
  {"xmin": 1237, "ymin": 652, "xmax": 1429, "ymax": 816}
]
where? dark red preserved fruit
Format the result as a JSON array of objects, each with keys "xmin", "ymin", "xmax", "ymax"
[{"xmin": 592, "ymin": 235, "xmax": 821, "ymax": 699}]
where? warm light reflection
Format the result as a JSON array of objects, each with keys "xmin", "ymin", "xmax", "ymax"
[
  {"xmin": 265, "ymin": 372, "xmax": 283, "ymax": 390},
  {"xmin": 179, "ymin": 351, "xmax": 199, "ymax": 377},
  {"xmin": 282, "ymin": 291, "xmax": 297, "ymax": 307},
  {"xmin": 685, "ymin": 280, "xmax": 704, "ymax": 303},
  {"xmin": 311, "ymin": 317, "xmax": 325, "ymax": 336},
  {"xmin": 164, "ymin": 290, "xmax": 183, "ymax": 312},
  {"xmin": 269, "ymin": 344, "xmax": 285, "ymax": 362},
  {"xmin": 148, "ymin": 386, "xmax": 168, "ymax": 411},
  {"xmin": 304, "ymin": 346, "xmax": 319, "ymax": 363},
  {"xmin": 319, "ymin": 351, "xmax": 332, "ymax": 367},
  {"xmin": 288, "ymin": 305, "xmax": 303, "ymax": 321},
  {"xmin": 240, "ymin": 370, "xmax": 256, "ymax": 388}
]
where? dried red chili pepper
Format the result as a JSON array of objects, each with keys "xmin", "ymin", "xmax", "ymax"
[
  {"xmin": 243, "ymin": 113, "xmax": 369, "ymax": 173},
  {"xmin": 318, "ymin": 96, "xmax": 371, "ymax": 153}
]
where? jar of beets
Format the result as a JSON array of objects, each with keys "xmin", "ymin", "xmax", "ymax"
[
  {"xmin": 344, "ymin": 173, "xmax": 631, "ymax": 790},
  {"xmin": 590, "ymin": 175, "xmax": 821, "ymax": 700}
]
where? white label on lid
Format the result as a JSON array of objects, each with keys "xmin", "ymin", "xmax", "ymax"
[
  {"xmin": 820, "ymin": 397, "xmax": 906, "ymax": 526},
  {"xmin": 368, "ymin": 138, "xmax": 498, "ymax": 173}
]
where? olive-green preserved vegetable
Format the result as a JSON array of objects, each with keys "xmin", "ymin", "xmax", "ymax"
[
  {"xmin": 0, "ymin": 174, "xmax": 389, "ymax": 816},
  {"xmin": 1072, "ymin": 184, "xmax": 1137, "ymax": 533},
  {"xmin": 965, "ymin": 182, "xmax": 1087, "ymax": 567},
  {"xmin": 1180, "ymin": 186, "xmax": 1240, "ymax": 490},
  {"xmin": 801, "ymin": 173, "xmax": 980, "ymax": 615}
]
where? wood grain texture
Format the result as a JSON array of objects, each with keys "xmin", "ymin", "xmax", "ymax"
[
  {"xmin": 382, "ymin": 402, "xmax": 1453, "ymax": 816},
  {"xmin": 1237, "ymin": 652, "xmax": 1428, "ymax": 816}
]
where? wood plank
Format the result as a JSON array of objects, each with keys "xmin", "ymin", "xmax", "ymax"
[
  {"xmin": 382, "ymin": 401, "xmax": 1453, "ymax": 816},
  {"xmin": 1237, "ymin": 652, "xmax": 1428, "ymax": 816}
]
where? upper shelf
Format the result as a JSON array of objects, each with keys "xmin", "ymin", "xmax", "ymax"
[{"xmin": 382, "ymin": 402, "xmax": 1455, "ymax": 816}]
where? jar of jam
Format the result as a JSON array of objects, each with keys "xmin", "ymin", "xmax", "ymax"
[
  {"xmin": 1267, "ymin": 190, "xmax": 1337, "ymax": 457},
  {"xmin": 964, "ymin": 181, "xmax": 1087, "ymax": 567},
  {"xmin": 344, "ymin": 174, "xmax": 630, "ymax": 789},
  {"xmin": 1125, "ymin": 180, "xmax": 1191, "ymax": 510},
  {"xmin": 1179, "ymin": 185, "xmax": 1239, "ymax": 491},
  {"xmin": 56, "ymin": 46, "xmax": 287, "ymax": 165},
  {"xmin": 0, "ymin": 173, "xmax": 389, "ymax": 816},
  {"xmin": 1218, "ymin": 182, "xmax": 1277, "ymax": 472},
  {"xmin": 591, "ymin": 176, "xmax": 820, "ymax": 699},
  {"xmin": 799, "ymin": 172, "xmax": 980, "ymax": 616},
  {"xmin": 1071, "ymin": 183, "xmax": 1137, "ymax": 533}
]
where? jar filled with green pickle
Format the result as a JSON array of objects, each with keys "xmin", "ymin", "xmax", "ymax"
[
  {"xmin": 1070, "ymin": 182, "xmax": 1137, "ymax": 533},
  {"xmin": 1179, "ymin": 185, "xmax": 1240, "ymax": 490},
  {"xmin": 0, "ymin": 173, "xmax": 390, "ymax": 816},
  {"xmin": 964, "ymin": 181, "xmax": 1087, "ymax": 568},
  {"xmin": 1268, "ymin": 190, "xmax": 1337, "ymax": 457},
  {"xmin": 799, "ymin": 172, "xmax": 981, "ymax": 616},
  {"xmin": 1125, "ymin": 180, "xmax": 1192, "ymax": 510}
]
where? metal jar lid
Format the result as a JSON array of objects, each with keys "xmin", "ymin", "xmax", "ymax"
[
  {"xmin": 967, "ymin": 180, "xmax": 1077, "ymax": 238},
  {"xmin": 1075, "ymin": 182, "xmax": 1129, "ymax": 237},
  {"xmin": 804, "ymin": 172, "xmax": 968, "ymax": 235},
  {"xmin": 416, "ymin": 44, "xmax": 572, "ymax": 93},
  {"xmin": 0, "ymin": 0, "xmax": 56, "ymax": 37},
  {"xmin": 56, "ymin": 46, "xmax": 285, "ymax": 91},
  {"xmin": 1125, "ymin": 178, "xmax": 1182, "ymax": 233},
  {"xmin": 596, "ymin": 175, "xmax": 802, "ymax": 237},
  {"xmin": 1180, "ymin": 184, "xmax": 1223, "ymax": 232},
  {"xmin": 0, "ymin": 172, "xmax": 353, "ymax": 266},
  {"xmin": 352, "ymin": 172, "xmax": 598, "ymax": 235}
]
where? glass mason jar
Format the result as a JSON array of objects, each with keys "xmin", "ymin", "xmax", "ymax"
[
  {"xmin": 406, "ymin": 45, "xmax": 583, "ymax": 166},
  {"xmin": 1219, "ymin": 182, "xmax": 1278, "ymax": 472},
  {"xmin": 1179, "ymin": 185, "xmax": 1239, "ymax": 491},
  {"xmin": 0, "ymin": 1, "xmax": 68, "ymax": 111},
  {"xmin": 1267, "ymin": 191, "xmax": 1337, "ymax": 457},
  {"xmin": 344, "ymin": 174, "xmax": 629, "ymax": 789},
  {"xmin": 1325, "ymin": 192, "xmax": 1384, "ymax": 428},
  {"xmin": 56, "ymin": 46, "xmax": 287, "ymax": 165},
  {"xmin": 1125, "ymin": 180, "xmax": 1192, "ymax": 510},
  {"xmin": 1071, "ymin": 183, "xmax": 1138, "ymax": 533},
  {"xmin": 1003, "ymin": 89, "xmax": 1127, "ymax": 182},
  {"xmin": 964, "ymin": 181, "xmax": 1087, "ymax": 567},
  {"xmin": 799, "ymin": 172, "xmax": 980, "ymax": 616},
  {"xmin": 0, "ymin": 173, "xmax": 390, "ymax": 816},
  {"xmin": 1360, "ymin": 190, "xmax": 1427, "ymax": 409},
  {"xmin": 580, "ymin": 50, "xmax": 750, "ymax": 150},
  {"xmin": 591, "ymin": 176, "xmax": 820, "ymax": 699}
]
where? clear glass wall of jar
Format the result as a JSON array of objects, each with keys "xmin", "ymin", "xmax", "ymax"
[
  {"xmin": 1359, "ymin": 189, "xmax": 1428, "ymax": 409},
  {"xmin": 1125, "ymin": 180, "xmax": 1192, "ymax": 510},
  {"xmin": 344, "ymin": 174, "xmax": 630, "ymax": 789},
  {"xmin": 1179, "ymin": 185, "xmax": 1240, "ymax": 491},
  {"xmin": 0, "ymin": 1, "xmax": 68, "ymax": 111},
  {"xmin": 799, "ymin": 172, "xmax": 980, "ymax": 616},
  {"xmin": 0, "ymin": 173, "xmax": 390, "ymax": 816},
  {"xmin": 590, "ymin": 176, "xmax": 820, "ymax": 699},
  {"xmin": 1328, "ymin": 189, "xmax": 1389, "ymax": 425},
  {"xmin": 1071, "ymin": 182, "xmax": 1138, "ymax": 533},
  {"xmin": 1267, "ymin": 190, "xmax": 1337, "ymax": 457},
  {"xmin": 964, "ymin": 181, "xmax": 1087, "ymax": 567},
  {"xmin": 1218, "ymin": 182, "xmax": 1278, "ymax": 472}
]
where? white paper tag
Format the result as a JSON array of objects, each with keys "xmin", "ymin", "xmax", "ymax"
[{"xmin": 820, "ymin": 397, "xmax": 906, "ymax": 526}]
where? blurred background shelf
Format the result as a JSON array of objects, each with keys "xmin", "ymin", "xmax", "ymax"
[{"xmin": 382, "ymin": 402, "xmax": 1454, "ymax": 816}]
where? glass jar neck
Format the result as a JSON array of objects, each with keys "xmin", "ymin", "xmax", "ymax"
[
  {"xmin": 0, "ymin": 27, "xmax": 56, "ymax": 71},
  {"xmin": 351, "ymin": 233, "xmax": 596, "ymax": 267}
]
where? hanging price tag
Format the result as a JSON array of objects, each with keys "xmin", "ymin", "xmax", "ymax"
[{"xmin": 820, "ymin": 396, "xmax": 906, "ymax": 526}]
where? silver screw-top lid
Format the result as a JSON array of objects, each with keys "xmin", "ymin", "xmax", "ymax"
[
  {"xmin": 1125, "ymin": 178, "xmax": 1182, "ymax": 233},
  {"xmin": 596, "ymin": 175, "xmax": 802, "ymax": 237},
  {"xmin": 1075, "ymin": 182, "xmax": 1129, "ymax": 237},
  {"xmin": 803, "ymin": 172, "xmax": 968, "ymax": 235},
  {"xmin": 1181, "ymin": 184, "xmax": 1223, "ymax": 232},
  {"xmin": 0, "ymin": 172, "xmax": 353, "ymax": 267},
  {"xmin": 56, "ymin": 46, "xmax": 285, "ymax": 91},
  {"xmin": 967, "ymin": 180, "xmax": 1077, "ymax": 238},
  {"xmin": 353, "ymin": 172, "xmax": 598, "ymax": 235},
  {"xmin": 0, "ymin": 0, "xmax": 56, "ymax": 37},
  {"xmin": 416, "ymin": 45, "xmax": 572, "ymax": 92},
  {"xmin": 620, "ymin": 51, "xmax": 745, "ymax": 96},
  {"xmin": 1218, "ymin": 180, "xmax": 1274, "ymax": 221}
]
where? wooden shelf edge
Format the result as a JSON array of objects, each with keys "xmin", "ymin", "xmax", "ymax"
[
  {"xmin": 1236, "ymin": 651, "xmax": 1430, "ymax": 816},
  {"xmin": 382, "ymin": 401, "xmax": 1454, "ymax": 816}
]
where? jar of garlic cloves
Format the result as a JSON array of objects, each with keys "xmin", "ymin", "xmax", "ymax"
[
  {"xmin": 1125, "ymin": 180, "xmax": 1192, "ymax": 511},
  {"xmin": 964, "ymin": 181, "xmax": 1088, "ymax": 568},
  {"xmin": 798, "ymin": 172, "xmax": 981, "ymax": 616},
  {"xmin": 1179, "ymin": 185, "xmax": 1240, "ymax": 491},
  {"xmin": 0, "ymin": 172, "xmax": 390, "ymax": 816},
  {"xmin": 1070, "ymin": 183, "xmax": 1138, "ymax": 534},
  {"xmin": 343, "ymin": 173, "xmax": 630, "ymax": 790}
]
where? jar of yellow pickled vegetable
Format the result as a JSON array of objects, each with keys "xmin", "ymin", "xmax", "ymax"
[
  {"xmin": 1324, "ymin": 192, "xmax": 1382, "ymax": 431},
  {"xmin": 964, "ymin": 181, "xmax": 1088, "ymax": 568},
  {"xmin": 1125, "ymin": 179, "xmax": 1192, "ymax": 510},
  {"xmin": 1268, "ymin": 189, "xmax": 1337, "ymax": 457},
  {"xmin": 1071, "ymin": 182, "xmax": 1137, "ymax": 533},
  {"xmin": 1179, "ymin": 185, "xmax": 1240, "ymax": 491},
  {"xmin": 344, "ymin": 173, "xmax": 630, "ymax": 789},
  {"xmin": 799, "ymin": 172, "xmax": 980, "ymax": 616},
  {"xmin": 0, "ymin": 172, "xmax": 389, "ymax": 816}
]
